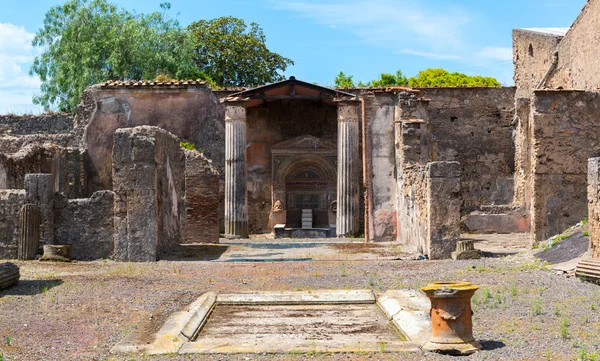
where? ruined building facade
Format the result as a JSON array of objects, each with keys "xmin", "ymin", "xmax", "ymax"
[{"xmin": 3, "ymin": 0, "xmax": 600, "ymax": 261}]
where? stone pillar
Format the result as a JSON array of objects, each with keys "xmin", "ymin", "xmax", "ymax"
[
  {"xmin": 336, "ymin": 100, "xmax": 361, "ymax": 237},
  {"xmin": 224, "ymin": 101, "xmax": 249, "ymax": 238},
  {"xmin": 588, "ymin": 157, "xmax": 600, "ymax": 258},
  {"xmin": 17, "ymin": 204, "xmax": 41, "ymax": 260},
  {"xmin": 24, "ymin": 174, "xmax": 54, "ymax": 245}
]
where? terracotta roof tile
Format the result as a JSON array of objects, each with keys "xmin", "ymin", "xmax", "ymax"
[{"xmin": 100, "ymin": 79, "xmax": 209, "ymax": 88}]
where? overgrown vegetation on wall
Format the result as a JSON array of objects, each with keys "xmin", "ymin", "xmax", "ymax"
[{"xmin": 30, "ymin": 0, "xmax": 292, "ymax": 112}]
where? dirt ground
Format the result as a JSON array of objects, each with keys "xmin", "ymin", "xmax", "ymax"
[{"xmin": 1, "ymin": 236, "xmax": 599, "ymax": 361}]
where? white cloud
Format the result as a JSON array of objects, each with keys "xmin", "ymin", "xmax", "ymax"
[
  {"xmin": 477, "ymin": 46, "xmax": 513, "ymax": 61},
  {"xmin": 398, "ymin": 49, "xmax": 463, "ymax": 61},
  {"xmin": 270, "ymin": 0, "xmax": 470, "ymax": 60},
  {"xmin": 0, "ymin": 23, "xmax": 43, "ymax": 114}
]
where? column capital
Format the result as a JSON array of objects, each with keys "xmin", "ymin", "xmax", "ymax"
[
  {"xmin": 224, "ymin": 100, "xmax": 249, "ymax": 123},
  {"xmin": 336, "ymin": 99, "xmax": 360, "ymax": 123}
]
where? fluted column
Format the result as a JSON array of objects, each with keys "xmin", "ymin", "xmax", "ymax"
[
  {"xmin": 18, "ymin": 203, "xmax": 41, "ymax": 260},
  {"xmin": 224, "ymin": 100, "xmax": 249, "ymax": 238},
  {"xmin": 336, "ymin": 100, "xmax": 361, "ymax": 237}
]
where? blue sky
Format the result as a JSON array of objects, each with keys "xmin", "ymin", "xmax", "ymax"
[{"xmin": 0, "ymin": 0, "xmax": 587, "ymax": 113}]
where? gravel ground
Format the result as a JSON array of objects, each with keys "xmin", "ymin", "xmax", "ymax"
[{"xmin": 0, "ymin": 244, "xmax": 599, "ymax": 361}]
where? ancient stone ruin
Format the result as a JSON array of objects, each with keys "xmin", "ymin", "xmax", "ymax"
[{"xmin": 2, "ymin": 1, "xmax": 600, "ymax": 263}]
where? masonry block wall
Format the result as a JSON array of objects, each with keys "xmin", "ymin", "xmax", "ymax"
[
  {"xmin": 393, "ymin": 118, "xmax": 461, "ymax": 259},
  {"xmin": 0, "ymin": 190, "xmax": 26, "ymax": 258},
  {"xmin": 587, "ymin": 158, "xmax": 600, "ymax": 258},
  {"xmin": 184, "ymin": 149, "xmax": 220, "ymax": 243},
  {"xmin": 530, "ymin": 90, "xmax": 600, "ymax": 243},
  {"xmin": 54, "ymin": 191, "xmax": 115, "ymax": 260},
  {"xmin": 113, "ymin": 126, "xmax": 186, "ymax": 262},
  {"xmin": 418, "ymin": 87, "xmax": 515, "ymax": 207}
]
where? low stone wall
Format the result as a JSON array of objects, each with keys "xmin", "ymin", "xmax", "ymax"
[
  {"xmin": 530, "ymin": 90, "xmax": 600, "ymax": 242},
  {"xmin": 0, "ymin": 114, "xmax": 73, "ymax": 136},
  {"xmin": 0, "ymin": 190, "xmax": 26, "ymax": 258},
  {"xmin": 587, "ymin": 158, "xmax": 600, "ymax": 258},
  {"xmin": 184, "ymin": 150, "xmax": 219, "ymax": 244},
  {"xmin": 54, "ymin": 191, "xmax": 115, "ymax": 260},
  {"xmin": 113, "ymin": 126, "xmax": 186, "ymax": 262}
]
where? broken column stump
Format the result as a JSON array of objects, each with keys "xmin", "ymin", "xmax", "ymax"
[
  {"xmin": 451, "ymin": 240, "xmax": 481, "ymax": 260},
  {"xmin": 0, "ymin": 262, "xmax": 20, "ymax": 290},
  {"xmin": 421, "ymin": 282, "xmax": 481, "ymax": 355},
  {"xmin": 18, "ymin": 203, "xmax": 41, "ymax": 260},
  {"xmin": 40, "ymin": 245, "xmax": 71, "ymax": 262}
]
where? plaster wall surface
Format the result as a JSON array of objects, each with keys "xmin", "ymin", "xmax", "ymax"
[
  {"xmin": 530, "ymin": 90, "xmax": 600, "ymax": 242},
  {"xmin": 81, "ymin": 85, "xmax": 223, "ymax": 194}
]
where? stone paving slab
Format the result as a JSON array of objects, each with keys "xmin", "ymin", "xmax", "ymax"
[{"xmin": 217, "ymin": 289, "xmax": 375, "ymax": 305}]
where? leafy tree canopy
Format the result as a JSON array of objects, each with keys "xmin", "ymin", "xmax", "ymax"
[
  {"xmin": 334, "ymin": 68, "xmax": 501, "ymax": 89},
  {"xmin": 31, "ymin": 0, "xmax": 204, "ymax": 112},
  {"xmin": 187, "ymin": 16, "xmax": 293, "ymax": 87},
  {"xmin": 334, "ymin": 71, "xmax": 355, "ymax": 88},
  {"xmin": 408, "ymin": 68, "xmax": 501, "ymax": 88}
]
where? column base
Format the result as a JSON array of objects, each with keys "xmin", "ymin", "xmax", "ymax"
[
  {"xmin": 225, "ymin": 221, "xmax": 249, "ymax": 239},
  {"xmin": 422, "ymin": 340, "xmax": 481, "ymax": 356}
]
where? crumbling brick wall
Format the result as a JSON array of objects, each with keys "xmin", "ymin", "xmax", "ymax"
[
  {"xmin": 530, "ymin": 90, "xmax": 600, "ymax": 242},
  {"xmin": 0, "ymin": 190, "xmax": 26, "ymax": 258},
  {"xmin": 54, "ymin": 191, "xmax": 115, "ymax": 260},
  {"xmin": 184, "ymin": 149, "xmax": 219, "ymax": 243},
  {"xmin": 113, "ymin": 126, "xmax": 186, "ymax": 262},
  {"xmin": 418, "ymin": 87, "xmax": 515, "ymax": 207}
]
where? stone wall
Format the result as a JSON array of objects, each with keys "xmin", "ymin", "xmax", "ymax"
[
  {"xmin": 80, "ymin": 83, "xmax": 223, "ymax": 194},
  {"xmin": 113, "ymin": 126, "xmax": 186, "ymax": 262},
  {"xmin": 587, "ymin": 157, "xmax": 600, "ymax": 258},
  {"xmin": 0, "ymin": 145, "xmax": 84, "ymax": 198},
  {"xmin": 0, "ymin": 113, "xmax": 73, "ymax": 135},
  {"xmin": 184, "ymin": 150, "xmax": 220, "ymax": 243},
  {"xmin": 547, "ymin": 0, "xmax": 600, "ymax": 90},
  {"xmin": 0, "ymin": 190, "xmax": 26, "ymax": 258},
  {"xmin": 418, "ymin": 87, "xmax": 516, "ymax": 207},
  {"xmin": 394, "ymin": 116, "xmax": 461, "ymax": 259},
  {"xmin": 54, "ymin": 191, "xmax": 114, "ymax": 260},
  {"xmin": 245, "ymin": 100, "xmax": 338, "ymax": 234},
  {"xmin": 530, "ymin": 90, "xmax": 600, "ymax": 242}
]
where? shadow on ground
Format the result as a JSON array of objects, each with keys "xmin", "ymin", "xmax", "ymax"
[
  {"xmin": 0, "ymin": 279, "xmax": 63, "ymax": 297},
  {"xmin": 480, "ymin": 340, "xmax": 506, "ymax": 351},
  {"xmin": 162, "ymin": 244, "xmax": 229, "ymax": 261}
]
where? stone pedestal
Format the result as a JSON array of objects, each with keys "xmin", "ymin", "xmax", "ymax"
[
  {"xmin": 0, "ymin": 262, "xmax": 19, "ymax": 290},
  {"xmin": 336, "ymin": 100, "xmax": 360, "ymax": 237},
  {"xmin": 451, "ymin": 240, "xmax": 481, "ymax": 260},
  {"xmin": 40, "ymin": 245, "xmax": 72, "ymax": 262},
  {"xmin": 17, "ymin": 203, "xmax": 41, "ymax": 260},
  {"xmin": 24, "ymin": 174, "xmax": 54, "ymax": 245},
  {"xmin": 224, "ymin": 101, "xmax": 249, "ymax": 238},
  {"xmin": 421, "ymin": 282, "xmax": 480, "ymax": 355}
]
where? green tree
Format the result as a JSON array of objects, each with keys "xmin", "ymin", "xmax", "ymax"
[
  {"xmin": 408, "ymin": 68, "xmax": 501, "ymax": 88},
  {"xmin": 371, "ymin": 70, "xmax": 409, "ymax": 87},
  {"xmin": 187, "ymin": 17, "xmax": 293, "ymax": 87},
  {"xmin": 334, "ymin": 71, "xmax": 355, "ymax": 88},
  {"xmin": 30, "ymin": 0, "xmax": 202, "ymax": 112}
]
